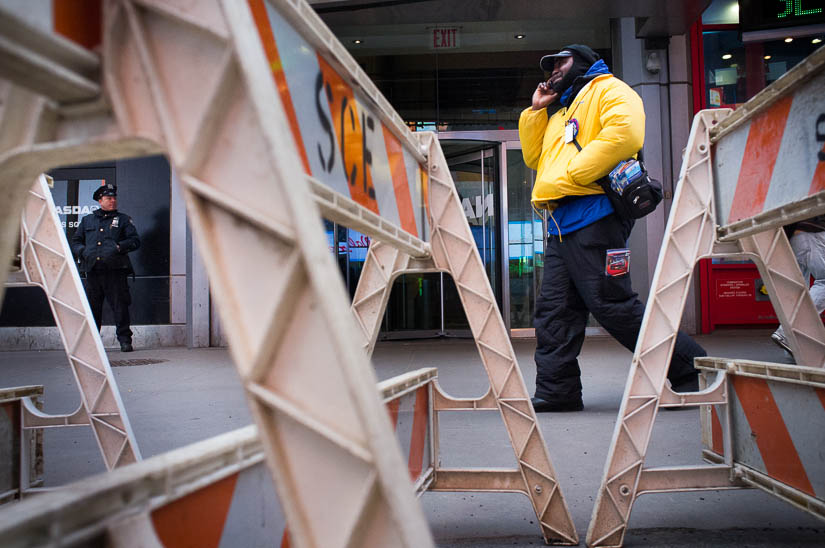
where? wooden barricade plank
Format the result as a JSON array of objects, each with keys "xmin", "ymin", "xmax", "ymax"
[
  {"xmin": 697, "ymin": 358, "xmax": 825, "ymax": 520},
  {"xmin": 379, "ymin": 368, "xmax": 437, "ymax": 495},
  {"xmin": 713, "ymin": 46, "xmax": 825, "ymax": 237},
  {"xmin": 247, "ymin": 0, "xmax": 430, "ymax": 258}
]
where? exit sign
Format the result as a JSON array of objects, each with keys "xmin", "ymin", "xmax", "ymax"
[
  {"xmin": 431, "ymin": 27, "xmax": 460, "ymax": 49},
  {"xmin": 739, "ymin": 0, "xmax": 825, "ymax": 33}
]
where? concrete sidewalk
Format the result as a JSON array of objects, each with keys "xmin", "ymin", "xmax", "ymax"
[{"xmin": 1, "ymin": 329, "xmax": 823, "ymax": 546}]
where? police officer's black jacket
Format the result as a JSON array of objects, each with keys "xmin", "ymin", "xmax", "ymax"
[{"xmin": 71, "ymin": 209, "xmax": 140, "ymax": 274}]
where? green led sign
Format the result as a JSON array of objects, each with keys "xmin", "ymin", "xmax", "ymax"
[
  {"xmin": 777, "ymin": 0, "xmax": 823, "ymax": 17},
  {"xmin": 740, "ymin": 0, "xmax": 825, "ymax": 32}
]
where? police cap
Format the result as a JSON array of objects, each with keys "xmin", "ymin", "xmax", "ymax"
[{"xmin": 93, "ymin": 183, "xmax": 117, "ymax": 201}]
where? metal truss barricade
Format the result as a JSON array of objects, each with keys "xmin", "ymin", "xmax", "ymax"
[
  {"xmin": 698, "ymin": 358, "xmax": 825, "ymax": 519},
  {"xmin": 0, "ymin": 0, "xmax": 576, "ymax": 545},
  {"xmin": 587, "ymin": 45, "xmax": 825, "ymax": 547},
  {"xmin": 379, "ymin": 368, "xmax": 437, "ymax": 497},
  {"xmin": 355, "ymin": 132, "xmax": 578, "ymax": 544}
]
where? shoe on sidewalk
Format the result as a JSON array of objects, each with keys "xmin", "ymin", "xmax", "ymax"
[
  {"xmin": 771, "ymin": 331, "xmax": 793, "ymax": 356},
  {"xmin": 531, "ymin": 396, "xmax": 583, "ymax": 413},
  {"xmin": 120, "ymin": 342, "xmax": 134, "ymax": 353}
]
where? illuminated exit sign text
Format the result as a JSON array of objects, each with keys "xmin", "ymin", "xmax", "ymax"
[{"xmin": 431, "ymin": 27, "xmax": 460, "ymax": 49}]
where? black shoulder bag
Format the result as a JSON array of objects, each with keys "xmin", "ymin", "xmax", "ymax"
[{"xmin": 572, "ymin": 138, "xmax": 663, "ymax": 219}]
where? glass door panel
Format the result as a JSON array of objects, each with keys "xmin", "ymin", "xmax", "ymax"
[
  {"xmin": 383, "ymin": 273, "xmax": 443, "ymax": 333},
  {"xmin": 384, "ymin": 141, "xmax": 501, "ymax": 336},
  {"xmin": 325, "ymin": 220, "xmax": 373, "ymax": 301},
  {"xmin": 444, "ymin": 145, "xmax": 501, "ymax": 333},
  {"xmin": 325, "ymin": 137, "xmax": 505, "ymax": 338},
  {"xmin": 449, "ymin": 147, "xmax": 500, "ymax": 301},
  {"xmin": 505, "ymin": 147, "xmax": 542, "ymax": 329}
]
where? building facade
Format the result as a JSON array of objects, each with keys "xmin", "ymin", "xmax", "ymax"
[{"xmin": 2, "ymin": 0, "xmax": 823, "ymax": 348}]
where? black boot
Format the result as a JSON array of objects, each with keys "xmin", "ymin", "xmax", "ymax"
[{"xmin": 531, "ymin": 396, "xmax": 583, "ymax": 412}]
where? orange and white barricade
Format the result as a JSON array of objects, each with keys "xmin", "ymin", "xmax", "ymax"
[
  {"xmin": 0, "ymin": 426, "xmax": 292, "ymax": 548},
  {"xmin": 699, "ymin": 358, "xmax": 825, "ymax": 518},
  {"xmin": 0, "ymin": 386, "xmax": 44, "ymax": 504},
  {"xmin": 587, "ymin": 45, "xmax": 825, "ymax": 547},
  {"xmin": 380, "ymin": 369, "xmax": 436, "ymax": 495}
]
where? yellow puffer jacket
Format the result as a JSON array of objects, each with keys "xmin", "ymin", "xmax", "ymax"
[{"xmin": 519, "ymin": 74, "xmax": 645, "ymax": 209}]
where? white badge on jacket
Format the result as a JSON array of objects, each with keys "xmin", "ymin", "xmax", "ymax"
[{"xmin": 564, "ymin": 119, "xmax": 578, "ymax": 144}]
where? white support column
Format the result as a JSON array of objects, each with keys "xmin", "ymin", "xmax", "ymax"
[
  {"xmin": 185, "ymin": 214, "xmax": 210, "ymax": 349},
  {"xmin": 668, "ymin": 33, "xmax": 701, "ymax": 333},
  {"xmin": 169, "ymin": 168, "xmax": 186, "ymax": 325}
]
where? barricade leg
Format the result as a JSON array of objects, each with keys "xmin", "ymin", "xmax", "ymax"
[
  {"xmin": 16, "ymin": 176, "xmax": 140, "ymax": 469},
  {"xmin": 0, "ymin": 83, "xmax": 49, "ymax": 303},
  {"xmin": 350, "ymin": 131, "xmax": 579, "ymax": 544},
  {"xmin": 588, "ymin": 100, "xmax": 825, "ymax": 545},
  {"xmin": 737, "ymin": 230, "xmax": 825, "ymax": 367},
  {"xmin": 587, "ymin": 110, "xmax": 730, "ymax": 547},
  {"xmin": 351, "ymin": 242, "xmax": 433, "ymax": 356},
  {"xmin": 96, "ymin": 1, "xmax": 433, "ymax": 546},
  {"xmin": 422, "ymin": 132, "xmax": 577, "ymax": 544}
]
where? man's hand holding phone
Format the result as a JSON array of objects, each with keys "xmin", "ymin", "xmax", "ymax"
[{"xmin": 532, "ymin": 79, "xmax": 559, "ymax": 111}]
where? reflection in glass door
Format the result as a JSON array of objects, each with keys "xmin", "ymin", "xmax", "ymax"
[
  {"xmin": 380, "ymin": 141, "xmax": 501, "ymax": 337},
  {"xmin": 449, "ymin": 147, "xmax": 500, "ymax": 296},
  {"xmin": 505, "ymin": 145, "xmax": 542, "ymax": 331},
  {"xmin": 444, "ymin": 145, "xmax": 501, "ymax": 330},
  {"xmin": 325, "ymin": 134, "xmax": 538, "ymax": 338},
  {"xmin": 325, "ymin": 220, "xmax": 371, "ymax": 301}
]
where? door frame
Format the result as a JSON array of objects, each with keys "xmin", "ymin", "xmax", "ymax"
[
  {"xmin": 373, "ymin": 130, "xmax": 527, "ymax": 339},
  {"xmin": 501, "ymin": 139, "xmax": 538, "ymax": 338},
  {"xmin": 439, "ymin": 131, "xmax": 520, "ymax": 334}
]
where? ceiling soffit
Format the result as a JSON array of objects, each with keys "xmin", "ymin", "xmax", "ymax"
[{"xmin": 310, "ymin": 0, "xmax": 710, "ymax": 56}]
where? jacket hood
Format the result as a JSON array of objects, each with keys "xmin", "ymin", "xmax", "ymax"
[{"xmin": 560, "ymin": 59, "xmax": 611, "ymax": 107}]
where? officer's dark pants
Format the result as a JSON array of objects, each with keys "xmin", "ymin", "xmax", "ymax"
[
  {"xmin": 85, "ymin": 270, "xmax": 133, "ymax": 344},
  {"xmin": 533, "ymin": 213, "xmax": 705, "ymax": 403}
]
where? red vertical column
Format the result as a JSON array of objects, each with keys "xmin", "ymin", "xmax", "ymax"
[
  {"xmin": 744, "ymin": 42, "xmax": 765, "ymax": 101},
  {"xmin": 689, "ymin": 19, "xmax": 706, "ymax": 114}
]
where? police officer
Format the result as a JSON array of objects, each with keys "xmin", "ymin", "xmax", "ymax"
[{"xmin": 71, "ymin": 183, "xmax": 140, "ymax": 352}]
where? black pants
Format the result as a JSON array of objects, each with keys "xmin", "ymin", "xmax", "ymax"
[
  {"xmin": 84, "ymin": 270, "xmax": 133, "ymax": 344},
  {"xmin": 533, "ymin": 214, "xmax": 705, "ymax": 403}
]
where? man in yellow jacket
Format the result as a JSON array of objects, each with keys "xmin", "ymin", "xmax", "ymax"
[{"xmin": 519, "ymin": 44, "xmax": 706, "ymax": 412}]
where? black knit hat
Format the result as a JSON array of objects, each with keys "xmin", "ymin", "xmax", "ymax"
[
  {"xmin": 93, "ymin": 183, "xmax": 117, "ymax": 201},
  {"xmin": 540, "ymin": 44, "xmax": 600, "ymax": 71}
]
